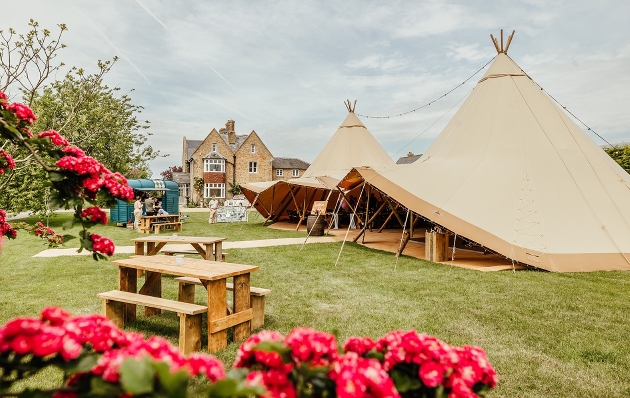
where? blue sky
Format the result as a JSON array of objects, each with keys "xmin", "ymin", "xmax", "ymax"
[{"xmin": 4, "ymin": 0, "xmax": 630, "ymax": 176}]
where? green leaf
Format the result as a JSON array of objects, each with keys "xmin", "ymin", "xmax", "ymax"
[
  {"xmin": 48, "ymin": 171, "xmax": 66, "ymax": 182},
  {"xmin": 90, "ymin": 377, "xmax": 123, "ymax": 396},
  {"xmin": 390, "ymin": 367, "xmax": 423, "ymax": 393},
  {"xmin": 120, "ymin": 356, "xmax": 155, "ymax": 395},
  {"xmin": 154, "ymin": 362, "xmax": 189, "ymax": 398},
  {"xmin": 62, "ymin": 219, "xmax": 74, "ymax": 230},
  {"xmin": 206, "ymin": 378, "xmax": 238, "ymax": 398}
]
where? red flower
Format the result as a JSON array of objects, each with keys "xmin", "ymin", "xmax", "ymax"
[
  {"xmin": 0, "ymin": 90, "xmax": 7, "ymax": 107},
  {"xmin": 285, "ymin": 327, "xmax": 338, "ymax": 367},
  {"xmin": 344, "ymin": 336, "xmax": 376, "ymax": 356},
  {"xmin": 329, "ymin": 352, "xmax": 400, "ymax": 398},
  {"xmin": 89, "ymin": 233, "xmax": 115, "ymax": 256},
  {"xmin": 6, "ymin": 102, "xmax": 37, "ymax": 125},
  {"xmin": 38, "ymin": 130, "xmax": 69, "ymax": 147},
  {"xmin": 81, "ymin": 206, "xmax": 108, "ymax": 225}
]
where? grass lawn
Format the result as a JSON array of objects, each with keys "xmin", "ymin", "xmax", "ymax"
[{"xmin": 2, "ymin": 211, "xmax": 630, "ymax": 397}]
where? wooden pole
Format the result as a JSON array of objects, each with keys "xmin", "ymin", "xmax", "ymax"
[
  {"xmin": 505, "ymin": 30, "xmax": 515, "ymax": 53},
  {"xmin": 382, "ymin": 196, "xmax": 406, "ymax": 228},
  {"xmin": 378, "ymin": 203, "xmax": 397, "ymax": 233},
  {"xmin": 338, "ymin": 187, "xmax": 366, "ymax": 227},
  {"xmin": 500, "ymin": 29, "xmax": 504, "ymax": 53},
  {"xmin": 352, "ymin": 200, "xmax": 387, "ymax": 243},
  {"xmin": 396, "ymin": 214, "xmax": 421, "ymax": 257},
  {"xmin": 490, "ymin": 34, "xmax": 500, "ymax": 53}
]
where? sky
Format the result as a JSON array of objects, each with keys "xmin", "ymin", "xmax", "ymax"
[{"xmin": 4, "ymin": 0, "xmax": 630, "ymax": 177}]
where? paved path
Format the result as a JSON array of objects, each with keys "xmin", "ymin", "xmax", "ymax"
[{"xmin": 33, "ymin": 236, "xmax": 339, "ymax": 258}]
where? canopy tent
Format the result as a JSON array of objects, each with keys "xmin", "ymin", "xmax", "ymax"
[
  {"xmin": 242, "ymin": 101, "xmax": 394, "ymax": 226},
  {"xmin": 339, "ymin": 31, "xmax": 630, "ymax": 272}
]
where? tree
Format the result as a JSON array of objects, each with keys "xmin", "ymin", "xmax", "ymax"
[
  {"xmin": 160, "ymin": 165, "xmax": 183, "ymax": 181},
  {"xmin": 0, "ymin": 20, "xmax": 157, "ymax": 215},
  {"xmin": 605, "ymin": 144, "xmax": 630, "ymax": 174}
]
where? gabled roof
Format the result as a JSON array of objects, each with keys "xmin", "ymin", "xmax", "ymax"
[
  {"xmin": 396, "ymin": 154, "xmax": 423, "ymax": 165},
  {"xmin": 272, "ymin": 157, "xmax": 310, "ymax": 170},
  {"xmin": 186, "ymin": 140, "xmax": 203, "ymax": 160},
  {"xmin": 219, "ymin": 133, "xmax": 248, "ymax": 153},
  {"xmin": 202, "ymin": 151, "xmax": 227, "ymax": 160}
]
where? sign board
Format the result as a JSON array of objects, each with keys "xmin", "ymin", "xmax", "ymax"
[
  {"xmin": 311, "ymin": 201, "xmax": 328, "ymax": 215},
  {"xmin": 216, "ymin": 206, "xmax": 248, "ymax": 223}
]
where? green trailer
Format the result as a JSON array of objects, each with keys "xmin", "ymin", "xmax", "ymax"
[{"xmin": 109, "ymin": 179, "xmax": 179, "ymax": 225}]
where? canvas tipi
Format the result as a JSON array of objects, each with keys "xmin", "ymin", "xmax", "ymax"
[
  {"xmin": 340, "ymin": 31, "xmax": 630, "ymax": 272},
  {"xmin": 242, "ymin": 101, "xmax": 394, "ymax": 224}
]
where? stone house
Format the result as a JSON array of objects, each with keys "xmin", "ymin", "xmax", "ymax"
[
  {"xmin": 271, "ymin": 158, "xmax": 311, "ymax": 181},
  {"xmin": 181, "ymin": 120, "xmax": 309, "ymax": 204}
]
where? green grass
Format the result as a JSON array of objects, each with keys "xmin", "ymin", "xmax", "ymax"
[{"xmin": 2, "ymin": 212, "xmax": 630, "ymax": 397}]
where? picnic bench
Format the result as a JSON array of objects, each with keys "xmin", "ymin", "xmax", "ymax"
[
  {"xmin": 174, "ymin": 277, "xmax": 270, "ymax": 330},
  {"xmin": 139, "ymin": 214, "xmax": 182, "ymax": 234},
  {"xmin": 97, "ymin": 290, "xmax": 206, "ymax": 354}
]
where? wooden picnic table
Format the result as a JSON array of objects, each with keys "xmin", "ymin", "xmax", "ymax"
[
  {"xmin": 131, "ymin": 236, "xmax": 226, "ymax": 261},
  {"xmin": 112, "ymin": 255, "xmax": 258, "ymax": 352},
  {"xmin": 138, "ymin": 214, "xmax": 181, "ymax": 234}
]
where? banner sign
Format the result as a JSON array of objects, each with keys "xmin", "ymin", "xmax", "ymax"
[
  {"xmin": 311, "ymin": 201, "xmax": 328, "ymax": 215},
  {"xmin": 216, "ymin": 206, "xmax": 248, "ymax": 223}
]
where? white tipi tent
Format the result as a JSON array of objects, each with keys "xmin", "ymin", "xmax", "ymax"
[
  {"xmin": 242, "ymin": 101, "xmax": 394, "ymax": 224},
  {"xmin": 341, "ymin": 32, "xmax": 630, "ymax": 272}
]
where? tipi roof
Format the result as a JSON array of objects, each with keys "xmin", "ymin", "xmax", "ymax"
[
  {"xmin": 343, "ymin": 32, "xmax": 630, "ymax": 272},
  {"xmin": 302, "ymin": 100, "xmax": 394, "ymax": 180}
]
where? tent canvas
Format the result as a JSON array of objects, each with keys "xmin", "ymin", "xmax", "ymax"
[
  {"xmin": 340, "ymin": 33, "xmax": 630, "ymax": 272},
  {"xmin": 242, "ymin": 102, "xmax": 394, "ymax": 224}
]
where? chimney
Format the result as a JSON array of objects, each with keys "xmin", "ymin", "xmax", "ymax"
[
  {"xmin": 226, "ymin": 120, "xmax": 236, "ymax": 145},
  {"xmin": 407, "ymin": 152, "xmax": 414, "ymax": 157}
]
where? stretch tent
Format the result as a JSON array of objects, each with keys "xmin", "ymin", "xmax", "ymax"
[
  {"xmin": 242, "ymin": 101, "xmax": 394, "ymax": 225},
  {"xmin": 339, "ymin": 32, "xmax": 630, "ymax": 272}
]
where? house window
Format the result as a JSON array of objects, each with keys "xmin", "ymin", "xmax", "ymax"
[
  {"xmin": 204, "ymin": 158, "xmax": 225, "ymax": 172},
  {"xmin": 179, "ymin": 184, "xmax": 189, "ymax": 197},
  {"xmin": 204, "ymin": 183, "xmax": 225, "ymax": 199},
  {"xmin": 292, "ymin": 169, "xmax": 299, "ymax": 177},
  {"xmin": 249, "ymin": 161, "xmax": 257, "ymax": 173},
  {"xmin": 251, "ymin": 144, "xmax": 255, "ymax": 153},
  {"xmin": 276, "ymin": 169, "xmax": 283, "ymax": 177},
  {"xmin": 212, "ymin": 143, "xmax": 217, "ymax": 152}
]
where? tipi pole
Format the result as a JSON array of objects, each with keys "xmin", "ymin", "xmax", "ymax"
[
  {"xmin": 352, "ymin": 200, "xmax": 387, "ymax": 243},
  {"xmin": 378, "ymin": 203, "xmax": 398, "ymax": 233},
  {"xmin": 334, "ymin": 183, "xmax": 365, "ymax": 267}
]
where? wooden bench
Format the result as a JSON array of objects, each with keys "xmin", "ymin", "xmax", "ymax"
[
  {"xmin": 153, "ymin": 222, "xmax": 183, "ymax": 234},
  {"xmin": 161, "ymin": 248, "xmax": 228, "ymax": 261},
  {"xmin": 174, "ymin": 277, "xmax": 270, "ymax": 330},
  {"xmin": 97, "ymin": 290, "xmax": 207, "ymax": 355}
]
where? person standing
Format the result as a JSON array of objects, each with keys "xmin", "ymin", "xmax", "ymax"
[
  {"xmin": 144, "ymin": 195, "xmax": 155, "ymax": 216},
  {"xmin": 133, "ymin": 196, "xmax": 143, "ymax": 231},
  {"xmin": 208, "ymin": 196, "xmax": 219, "ymax": 224}
]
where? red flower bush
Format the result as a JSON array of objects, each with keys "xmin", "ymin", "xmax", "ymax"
[
  {"xmin": 0, "ymin": 150, "xmax": 15, "ymax": 174},
  {"xmin": 6, "ymin": 102, "xmax": 37, "ymax": 125}
]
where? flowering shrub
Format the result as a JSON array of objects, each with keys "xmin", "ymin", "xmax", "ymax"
[
  {"xmin": 0, "ymin": 90, "xmax": 132, "ymax": 259},
  {"xmin": 0, "ymin": 308, "xmax": 497, "ymax": 397},
  {"xmin": 11, "ymin": 221, "xmax": 64, "ymax": 247},
  {"xmin": 0, "ymin": 307, "xmax": 262, "ymax": 397}
]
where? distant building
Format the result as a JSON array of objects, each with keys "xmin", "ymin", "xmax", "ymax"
[
  {"xmin": 396, "ymin": 152, "xmax": 423, "ymax": 165},
  {"xmin": 272, "ymin": 157, "xmax": 311, "ymax": 181},
  {"xmin": 180, "ymin": 120, "xmax": 309, "ymax": 204}
]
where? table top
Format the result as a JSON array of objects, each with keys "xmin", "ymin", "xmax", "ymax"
[
  {"xmin": 131, "ymin": 236, "xmax": 226, "ymax": 244},
  {"xmin": 113, "ymin": 255, "xmax": 257, "ymax": 280},
  {"xmin": 140, "ymin": 214, "xmax": 180, "ymax": 219}
]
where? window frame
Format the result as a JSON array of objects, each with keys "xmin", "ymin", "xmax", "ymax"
[
  {"xmin": 212, "ymin": 143, "xmax": 217, "ymax": 152},
  {"xmin": 204, "ymin": 183, "xmax": 225, "ymax": 199},
  {"xmin": 249, "ymin": 161, "xmax": 258, "ymax": 173},
  {"xmin": 292, "ymin": 169, "xmax": 299, "ymax": 177},
  {"xmin": 276, "ymin": 169, "xmax": 283, "ymax": 177},
  {"xmin": 204, "ymin": 158, "xmax": 225, "ymax": 172},
  {"xmin": 251, "ymin": 144, "xmax": 256, "ymax": 154}
]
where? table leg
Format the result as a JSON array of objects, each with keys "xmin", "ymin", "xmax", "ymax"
[
  {"xmin": 191, "ymin": 243, "xmax": 210, "ymax": 260},
  {"xmin": 139, "ymin": 271, "xmax": 162, "ymax": 316},
  {"xmin": 215, "ymin": 241, "xmax": 223, "ymax": 262},
  {"xmin": 207, "ymin": 279, "xmax": 227, "ymax": 352},
  {"xmin": 233, "ymin": 273, "xmax": 251, "ymax": 342},
  {"xmin": 135, "ymin": 242, "xmax": 145, "ymax": 278},
  {"xmin": 118, "ymin": 266, "xmax": 137, "ymax": 323}
]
